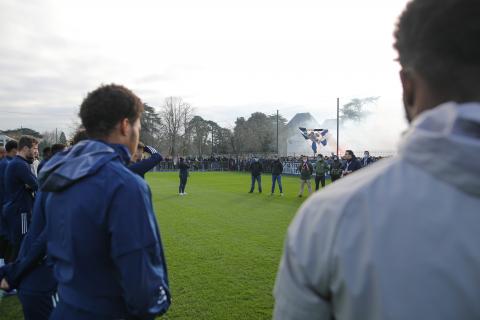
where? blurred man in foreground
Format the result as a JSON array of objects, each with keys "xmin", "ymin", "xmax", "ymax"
[{"xmin": 274, "ymin": 0, "xmax": 480, "ymax": 319}]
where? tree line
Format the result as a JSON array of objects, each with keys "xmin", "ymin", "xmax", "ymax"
[
  {"xmin": 141, "ymin": 97, "xmax": 288, "ymax": 157},
  {"xmin": 2, "ymin": 96, "xmax": 377, "ymax": 157}
]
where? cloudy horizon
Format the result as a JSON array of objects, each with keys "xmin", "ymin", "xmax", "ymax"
[{"xmin": 0, "ymin": 0, "xmax": 410, "ymax": 150}]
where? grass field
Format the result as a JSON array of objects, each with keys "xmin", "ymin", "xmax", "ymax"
[{"xmin": 0, "ymin": 171, "xmax": 328, "ymax": 319}]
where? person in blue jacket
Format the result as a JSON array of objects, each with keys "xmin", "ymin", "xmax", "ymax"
[
  {"xmin": 36, "ymin": 147, "xmax": 52, "ymax": 174},
  {"xmin": 0, "ymin": 132, "xmax": 162, "ymax": 320},
  {"xmin": 2, "ymin": 136, "xmax": 38, "ymax": 262},
  {"xmin": 0, "ymin": 140, "xmax": 18, "ymax": 266},
  {"xmin": 129, "ymin": 142, "xmax": 163, "ymax": 178},
  {"xmin": 40, "ymin": 84, "xmax": 170, "ymax": 320},
  {"xmin": 0, "ymin": 190, "xmax": 57, "ymax": 319}
]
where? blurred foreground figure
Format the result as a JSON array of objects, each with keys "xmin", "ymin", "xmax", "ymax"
[
  {"xmin": 41, "ymin": 84, "xmax": 170, "ymax": 319},
  {"xmin": 274, "ymin": 0, "xmax": 480, "ymax": 319}
]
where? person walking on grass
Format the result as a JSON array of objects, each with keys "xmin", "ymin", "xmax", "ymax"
[
  {"xmin": 178, "ymin": 157, "xmax": 190, "ymax": 196},
  {"xmin": 271, "ymin": 156, "xmax": 284, "ymax": 196},
  {"xmin": 314, "ymin": 154, "xmax": 329, "ymax": 191},
  {"xmin": 297, "ymin": 156, "xmax": 313, "ymax": 198}
]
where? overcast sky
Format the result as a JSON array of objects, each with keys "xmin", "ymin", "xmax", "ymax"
[{"xmin": 0, "ymin": 0, "xmax": 410, "ymax": 147}]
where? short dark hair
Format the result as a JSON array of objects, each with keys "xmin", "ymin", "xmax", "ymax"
[
  {"xmin": 5, "ymin": 140, "xmax": 18, "ymax": 152},
  {"xmin": 394, "ymin": 0, "xmax": 480, "ymax": 96},
  {"xmin": 79, "ymin": 84, "xmax": 144, "ymax": 138},
  {"xmin": 43, "ymin": 146, "xmax": 51, "ymax": 154},
  {"xmin": 51, "ymin": 144, "xmax": 66, "ymax": 155},
  {"xmin": 18, "ymin": 136, "xmax": 38, "ymax": 150}
]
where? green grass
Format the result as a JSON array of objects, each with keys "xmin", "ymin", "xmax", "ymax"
[{"xmin": 0, "ymin": 172, "xmax": 326, "ymax": 319}]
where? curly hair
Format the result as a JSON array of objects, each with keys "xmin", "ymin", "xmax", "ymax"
[
  {"xmin": 394, "ymin": 0, "xmax": 480, "ymax": 97},
  {"xmin": 79, "ymin": 84, "xmax": 144, "ymax": 138}
]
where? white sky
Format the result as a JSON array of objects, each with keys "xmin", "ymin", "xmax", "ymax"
[{"xmin": 0, "ymin": 0, "xmax": 410, "ymax": 147}]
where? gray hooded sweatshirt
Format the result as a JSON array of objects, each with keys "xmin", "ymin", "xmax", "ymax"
[{"xmin": 274, "ymin": 102, "xmax": 480, "ymax": 320}]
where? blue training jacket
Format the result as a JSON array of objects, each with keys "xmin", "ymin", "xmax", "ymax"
[
  {"xmin": 39, "ymin": 140, "xmax": 170, "ymax": 319},
  {"xmin": 129, "ymin": 153, "xmax": 163, "ymax": 179},
  {"xmin": 2, "ymin": 155, "xmax": 38, "ymax": 243},
  {"xmin": 0, "ymin": 156, "xmax": 13, "ymax": 236},
  {"xmin": 1, "ymin": 191, "xmax": 56, "ymax": 294}
]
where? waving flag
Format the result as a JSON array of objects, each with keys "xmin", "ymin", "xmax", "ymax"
[{"xmin": 299, "ymin": 127, "xmax": 328, "ymax": 154}]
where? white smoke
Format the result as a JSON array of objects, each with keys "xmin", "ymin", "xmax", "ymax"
[{"xmin": 334, "ymin": 97, "xmax": 408, "ymax": 156}]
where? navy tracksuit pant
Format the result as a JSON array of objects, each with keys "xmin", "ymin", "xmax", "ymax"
[{"xmin": 18, "ymin": 291, "xmax": 56, "ymax": 320}]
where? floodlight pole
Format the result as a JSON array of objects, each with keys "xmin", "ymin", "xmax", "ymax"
[
  {"xmin": 336, "ymin": 98, "xmax": 339, "ymax": 157},
  {"xmin": 276, "ymin": 109, "xmax": 279, "ymax": 156}
]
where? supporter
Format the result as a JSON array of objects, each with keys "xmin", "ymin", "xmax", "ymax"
[
  {"xmin": 274, "ymin": 0, "xmax": 480, "ymax": 319},
  {"xmin": 361, "ymin": 150, "xmax": 374, "ymax": 167},
  {"xmin": 314, "ymin": 154, "xmax": 329, "ymax": 190},
  {"xmin": 271, "ymin": 155, "xmax": 284, "ymax": 196},
  {"xmin": 297, "ymin": 156, "xmax": 313, "ymax": 197},
  {"xmin": 249, "ymin": 157, "xmax": 263, "ymax": 193},
  {"xmin": 342, "ymin": 149, "xmax": 361, "ymax": 176}
]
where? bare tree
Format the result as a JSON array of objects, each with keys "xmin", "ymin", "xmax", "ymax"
[
  {"xmin": 159, "ymin": 97, "xmax": 193, "ymax": 156},
  {"xmin": 180, "ymin": 103, "xmax": 194, "ymax": 155}
]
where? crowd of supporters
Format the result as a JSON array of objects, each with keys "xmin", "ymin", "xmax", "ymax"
[{"xmin": 151, "ymin": 151, "xmax": 385, "ymax": 180}]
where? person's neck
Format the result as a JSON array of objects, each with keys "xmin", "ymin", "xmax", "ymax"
[{"xmin": 17, "ymin": 152, "xmax": 28, "ymax": 160}]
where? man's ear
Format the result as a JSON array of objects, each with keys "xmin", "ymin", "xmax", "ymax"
[
  {"xmin": 119, "ymin": 118, "xmax": 130, "ymax": 137},
  {"xmin": 400, "ymin": 69, "xmax": 415, "ymax": 108}
]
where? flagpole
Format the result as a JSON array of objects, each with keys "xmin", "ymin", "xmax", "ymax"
[{"xmin": 336, "ymin": 97, "xmax": 339, "ymax": 157}]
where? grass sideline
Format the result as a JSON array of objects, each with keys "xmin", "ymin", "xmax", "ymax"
[{"xmin": 0, "ymin": 171, "xmax": 329, "ymax": 319}]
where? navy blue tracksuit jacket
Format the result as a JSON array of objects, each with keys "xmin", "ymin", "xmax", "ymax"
[
  {"xmin": 0, "ymin": 156, "xmax": 13, "ymax": 237},
  {"xmin": 2, "ymin": 156, "xmax": 38, "ymax": 246},
  {"xmin": 129, "ymin": 153, "xmax": 162, "ymax": 179},
  {"xmin": 0, "ymin": 190, "xmax": 57, "ymax": 320},
  {"xmin": 39, "ymin": 140, "xmax": 170, "ymax": 319}
]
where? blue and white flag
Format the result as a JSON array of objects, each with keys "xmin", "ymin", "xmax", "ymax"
[{"xmin": 299, "ymin": 127, "xmax": 328, "ymax": 154}]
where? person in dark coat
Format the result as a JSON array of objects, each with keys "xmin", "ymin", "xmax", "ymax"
[
  {"xmin": 342, "ymin": 150, "xmax": 362, "ymax": 176},
  {"xmin": 271, "ymin": 156, "xmax": 284, "ymax": 196},
  {"xmin": 0, "ymin": 140, "xmax": 18, "ymax": 267},
  {"xmin": 297, "ymin": 156, "xmax": 314, "ymax": 197},
  {"xmin": 361, "ymin": 151, "xmax": 374, "ymax": 167},
  {"xmin": 330, "ymin": 156, "xmax": 343, "ymax": 182},
  {"xmin": 314, "ymin": 154, "xmax": 329, "ymax": 190},
  {"xmin": 178, "ymin": 157, "xmax": 190, "ymax": 195},
  {"xmin": 0, "ymin": 190, "xmax": 56, "ymax": 320},
  {"xmin": 3, "ymin": 136, "xmax": 39, "ymax": 262},
  {"xmin": 249, "ymin": 158, "xmax": 263, "ymax": 193}
]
